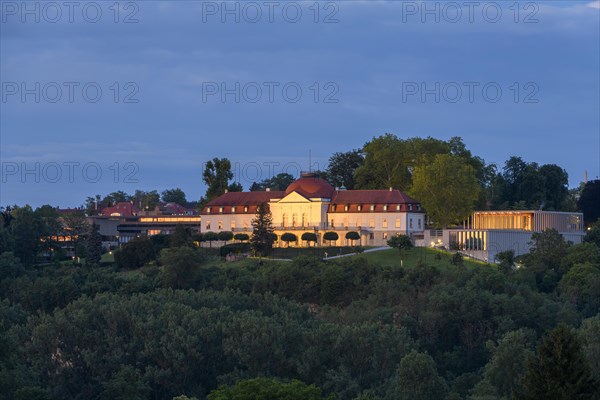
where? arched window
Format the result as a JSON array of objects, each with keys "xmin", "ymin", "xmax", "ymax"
[
  {"xmin": 302, "ymin": 213, "xmax": 307, "ymax": 227},
  {"xmin": 292, "ymin": 213, "xmax": 297, "ymax": 227},
  {"xmin": 282, "ymin": 213, "xmax": 287, "ymax": 228}
]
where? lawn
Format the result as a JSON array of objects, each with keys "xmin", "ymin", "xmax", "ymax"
[{"xmin": 355, "ymin": 247, "xmax": 489, "ymax": 269}]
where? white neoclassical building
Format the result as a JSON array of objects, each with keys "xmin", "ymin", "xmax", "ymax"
[{"xmin": 201, "ymin": 172, "xmax": 425, "ymax": 247}]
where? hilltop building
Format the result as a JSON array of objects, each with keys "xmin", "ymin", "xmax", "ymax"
[{"xmin": 201, "ymin": 172, "xmax": 425, "ymax": 247}]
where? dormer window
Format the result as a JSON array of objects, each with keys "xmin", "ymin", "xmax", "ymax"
[
  {"xmin": 358, "ymin": 205, "xmax": 362, "ymax": 211},
  {"xmin": 207, "ymin": 207, "xmax": 211, "ymax": 214},
  {"xmin": 231, "ymin": 207, "xmax": 236, "ymax": 213},
  {"xmin": 396, "ymin": 204, "xmax": 400, "ymax": 211},
  {"xmin": 408, "ymin": 204, "xmax": 413, "ymax": 211},
  {"xmin": 370, "ymin": 204, "xmax": 375, "ymax": 211},
  {"xmin": 219, "ymin": 207, "xmax": 223, "ymax": 213},
  {"xmin": 332, "ymin": 205, "xmax": 336, "ymax": 212},
  {"xmin": 344, "ymin": 205, "xmax": 348, "ymax": 212},
  {"xmin": 383, "ymin": 205, "xmax": 388, "ymax": 211},
  {"xmin": 244, "ymin": 206, "xmax": 248, "ymax": 213}
]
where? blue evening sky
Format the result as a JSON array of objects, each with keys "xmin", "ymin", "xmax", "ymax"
[{"xmin": 1, "ymin": 0, "xmax": 599, "ymax": 207}]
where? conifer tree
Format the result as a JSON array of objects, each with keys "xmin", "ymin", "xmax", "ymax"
[
  {"xmin": 250, "ymin": 202, "xmax": 275, "ymax": 257},
  {"xmin": 85, "ymin": 223, "xmax": 103, "ymax": 267}
]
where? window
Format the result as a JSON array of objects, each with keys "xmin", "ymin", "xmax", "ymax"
[
  {"xmin": 332, "ymin": 205, "xmax": 336, "ymax": 212},
  {"xmin": 369, "ymin": 232, "xmax": 374, "ymax": 240},
  {"xmin": 218, "ymin": 221, "xmax": 223, "ymax": 230},
  {"xmin": 206, "ymin": 221, "xmax": 211, "ymax": 230},
  {"xmin": 244, "ymin": 206, "xmax": 248, "ymax": 213},
  {"xmin": 369, "ymin": 219, "xmax": 374, "ymax": 228},
  {"xmin": 330, "ymin": 219, "xmax": 335, "ymax": 228},
  {"xmin": 370, "ymin": 204, "xmax": 375, "ymax": 211},
  {"xmin": 302, "ymin": 213, "xmax": 307, "ymax": 227},
  {"xmin": 344, "ymin": 205, "xmax": 348, "ymax": 211},
  {"xmin": 219, "ymin": 207, "xmax": 223, "ymax": 213},
  {"xmin": 395, "ymin": 218, "xmax": 400, "ymax": 228},
  {"xmin": 382, "ymin": 218, "xmax": 388, "ymax": 228},
  {"xmin": 408, "ymin": 204, "xmax": 413, "ymax": 211},
  {"xmin": 207, "ymin": 207, "xmax": 211, "ymax": 214},
  {"xmin": 231, "ymin": 220, "xmax": 235, "ymax": 229},
  {"xmin": 409, "ymin": 219, "xmax": 413, "ymax": 229},
  {"xmin": 383, "ymin": 205, "xmax": 388, "ymax": 211},
  {"xmin": 231, "ymin": 207, "xmax": 236, "ymax": 213},
  {"xmin": 292, "ymin": 213, "xmax": 297, "ymax": 227},
  {"xmin": 357, "ymin": 205, "xmax": 362, "ymax": 211},
  {"xmin": 383, "ymin": 232, "xmax": 388, "ymax": 239},
  {"xmin": 396, "ymin": 204, "xmax": 400, "ymax": 211},
  {"xmin": 418, "ymin": 219, "xmax": 421, "ymax": 229},
  {"xmin": 282, "ymin": 213, "xmax": 287, "ymax": 227}
]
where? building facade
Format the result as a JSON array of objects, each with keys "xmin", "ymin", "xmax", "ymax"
[
  {"xmin": 201, "ymin": 172, "xmax": 425, "ymax": 247},
  {"xmin": 425, "ymin": 210, "xmax": 585, "ymax": 262}
]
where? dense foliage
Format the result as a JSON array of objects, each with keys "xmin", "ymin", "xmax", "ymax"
[{"xmin": 1, "ymin": 228, "xmax": 599, "ymax": 399}]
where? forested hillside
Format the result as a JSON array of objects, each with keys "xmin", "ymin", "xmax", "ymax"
[{"xmin": 1, "ymin": 225, "xmax": 599, "ymax": 399}]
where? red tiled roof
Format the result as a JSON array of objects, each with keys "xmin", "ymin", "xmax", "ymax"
[
  {"xmin": 331, "ymin": 189, "xmax": 419, "ymax": 204},
  {"xmin": 205, "ymin": 191, "xmax": 284, "ymax": 207},
  {"xmin": 99, "ymin": 202, "xmax": 140, "ymax": 217},
  {"xmin": 285, "ymin": 175, "xmax": 335, "ymax": 199}
]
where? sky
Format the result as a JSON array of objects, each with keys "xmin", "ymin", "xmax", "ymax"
[{"xmin": 1, "ymin": 0, "xmax": 599, "ymax": 208}]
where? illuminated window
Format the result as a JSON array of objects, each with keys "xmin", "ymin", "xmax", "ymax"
[
  {"xmin": 344, "ymin": 205, "xmax": 348, "ymax": 211},
  {"xmin": 231, "ymin": 220, "xmax": 235, "ymax": 229},
  {"xmin": 369, "ymin": 219, "xmax": 374, "ymax": 228},
  {"xmin": 231, "ymin": 207, "xmax": 236, "ymax": 213},
  {"xmin": 207, "ymin": 207, "xmax": 211, "ymax": 214},
  {"xmin": 358, "ymin": 205, "xmax": 362, "ymax": 211},
  {"xmin": 219, "ymin": 207, "xmax": 223, "ymax": 213},
  {"xmin": 396, "ymin": 204, "xmax": 400, "ymax": 211},
  {"xmin": 244, "ymin": 206, "xmax": 248, "ymax": 212},
  {"xmin": 383, "ymin": 232, "xmax": 388, "ymax": 239},
  {"xmin": 332, "ymin": 205, "xmax": 336, "ymax": 212},
  {"xmin": 218, "ymin": 221, "xmax": 223, "ymax": 230},
  {"xmin": 206, "ymin": 221, "xmax": 211, "ymax": 230},
  {"xmin": 382, "ymin": 219, "xmax": 388, "ymax": 228},
  {"xmin": 370, "ymin": 204, "xmax": 375, "ymax": 211},
  {"xmin": 383, "ymin": 205, "xmax": 388, "ymax": 211},
  {"xmin": 395, "ymin": 218, "xmax": 400, "ymax": 228},
  {"xmin": 330, "ymin": 219, "xmax": 334, "ymax": 228}
]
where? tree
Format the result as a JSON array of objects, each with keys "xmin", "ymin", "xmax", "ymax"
[
  {"xmin": 207, "ymin": 378, "xmax": 333, "ymax": 400},
  {"xmin": 203, "ymin": 158, "xmax": 235, "ymax": 202},
  {"xmin": 218, "ymin": 231, "xmax": 234, "ymax": 246},
  {"xmin": 101, "ymin": 191, "xmax": 131, "ymax": 206},
  {"xmin": 579, "ymin": 316, "xmax": 600, "ymax": 383},
  {"xmin": 584, "ymin": 222, "xmax": 600, "ymax": 247},
  {"xmin": 85, "ymin": 223, "xmax": 103, "ymax": 267},
  {"xmin": 203, "ymin": 231, "xmax": 218, "ymax": 248},
  {"xmin": 394, "ymin": 351, "xmax": 448, "ymax": 400},
  {"xmin": 354, "ymin": 133, "xmax": 410, "ymax": 190},
  {"xmin": 114, "ymin": 237, "xmax": 155, "ymax": 269},
  {"xmin": 281, "ymin": 233, "xmax": 298, "ymax": 248},
  {"xmin": 387, "ymin": 234, "xmax": 412, "ymax": 254},
  {"xmin": 301, "ymin": 232, "xmax": 317, "ymax": 246},
  {"xmin": 472, "ymin": 329, "xmax": 535, "ymax": 398},
  {"xmin": 234, "ymin": 233, "xmax": 249, "ymax": 242},
  {"xmin": 326, "ymin": 149, "xmax": 364, "ymax": 189},
  {"xmin": 345, "ymin": 231, "xmax": 360, "ymax": 246},
  {"xmin": 518, "ymin": 324, "xmax": 596, "ymax": 400},
  {"xmin": 171, "ymin": 225, "xmax": 194, "ymax": 247},
  {"xmin": 323, "ymin": 231, "xmax": 339, "ymax": 246},
  {"xmin": 159, "ymin": 247, "xmax": 203, "ymax": 289},
  {"xmin": 251, "ymin": 202, "xmax": 275, "ymax": 257},
  {"xmin": 9, "ymin": 205, "xmax": 45, "ymax": 265},
  {"xmin": 578, "ymin": 180, "xmax": 600, "ymax": 225},
  {"xmin": 250, "ymin": 173, "xmax": 296, "ymax": 191},
  {"xmin": 161, "ymin": 188, "xmax": 187, "ymax": 205},
  {"xmin": 410, "ymin": 154, "xmax": 480, "ymax": 228},
  {"xmin": 538, "ymin": 164, "xmax": 569, "ymax": 210}
]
